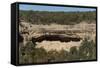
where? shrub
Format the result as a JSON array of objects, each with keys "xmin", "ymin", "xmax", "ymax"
[
  {"xmin": 79, "ymin": 37, "xmax": 96, "ymax": 60},
  {"xmin": 68, "ymin": 46, "xmax": 79, "ymax": 61},
  {"xmin": 31, "ymin": 48, "xmax": 48, "ymax": 63},
  {"xmin": 19, "ymin": 41, "xmax": 35, "ymax": 64}
]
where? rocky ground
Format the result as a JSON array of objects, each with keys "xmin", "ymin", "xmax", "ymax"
[{"xmin": 19, "ymin": 22, "xmax": 96, "ymax": 52}]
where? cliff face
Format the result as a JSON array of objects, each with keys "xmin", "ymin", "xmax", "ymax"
[{"xmin": 19, "ymin": 22, "xmax": 96, "ymax": 51}]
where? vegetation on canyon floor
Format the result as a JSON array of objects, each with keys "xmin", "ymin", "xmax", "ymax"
[{"xmin": 19, "ymin": 37, "xmax": 96, "ymax": 64}]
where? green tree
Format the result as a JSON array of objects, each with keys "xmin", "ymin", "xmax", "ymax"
[{"xmin": 79, "ymin": 37, "xmax": 96, "ymax": 60}]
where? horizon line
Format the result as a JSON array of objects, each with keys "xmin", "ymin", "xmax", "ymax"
[{"xmin": 19, "ymin": 4, "xmax": 96, "ymax": 12}]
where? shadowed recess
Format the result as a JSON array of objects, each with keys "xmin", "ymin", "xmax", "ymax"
[{"xmin": 32, "ymin": 34, "xmax": 82, "ymax": 44}]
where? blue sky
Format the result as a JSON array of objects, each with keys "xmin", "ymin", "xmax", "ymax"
[{"xmin": 19, "ymin": 4, "xmax": 96, "ymax": 12}]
